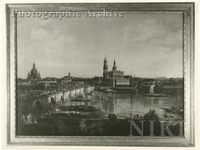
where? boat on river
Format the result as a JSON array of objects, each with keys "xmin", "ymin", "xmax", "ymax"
[
  {"xmin": 103, "ymin": 88, "xmax": 117, "ymax": 93},
  {"xmin": 146, "ymin": 85, "xmax": 170, "ymax": 97},
  {"xmin": 59, "ymin": 105, "xmax": 100, "ymax": 112},
  {"xmin": 146, "ymin": 93, "xmax": 170, "ymax": 97},
  {"xmin": 161, "ymin": 106, "xmax": 184, "ymax": 114},
  {"xmin": 71, "ymin": 99, "xmax": 90, "ymax": 102}
]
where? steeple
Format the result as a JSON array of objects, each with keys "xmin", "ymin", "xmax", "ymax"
[
  {"xmin": 103, "ymin": 56, "xmax": 108, "ymax": 79},
  {"xmin": 104, "ymin": 55, "xmax": 107, "ymax": 62},
  {"xmin": 33, "ymin": 62, "xmax": 35, "ymax": 68},
  {"xmin": 103, "ymin": 55, "xmax": 108, "ymax": 70},
  {"xmin": 112, "ymin": 58, "xmax": 117, "ymax": 71}
]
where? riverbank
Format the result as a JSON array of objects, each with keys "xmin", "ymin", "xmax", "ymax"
[{"xmin": 18, "ymin": 112, "xmax": 183, "ymax": 136}]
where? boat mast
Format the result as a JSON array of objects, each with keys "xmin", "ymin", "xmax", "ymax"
[{"xmin": 149, "ymin": 85, "xmax": 155, "ymax": 95}]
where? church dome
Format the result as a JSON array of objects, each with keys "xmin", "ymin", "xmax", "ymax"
[
  {"xmin": 31, "ymin": 67, "xmax": 38, "ymax": 77},
  {"xmin": 29, "ymin": 63, "xmax": 41, "ymax": 80}
]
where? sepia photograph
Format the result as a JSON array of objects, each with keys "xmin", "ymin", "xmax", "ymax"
[
  {"xmin": 17, "ymin": 8, "xmax": 184, "ymax": 137},
  {"xmin": 3, "ymin": 2, "xmax": 197, "ymax": 147}
]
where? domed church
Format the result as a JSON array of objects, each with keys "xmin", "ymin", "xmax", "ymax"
[{"xmin": 27, "ymin": 63, "xmax": 41, "ymax": 80}]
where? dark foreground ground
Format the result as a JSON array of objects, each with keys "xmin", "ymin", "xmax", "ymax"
[{"xmin": 17, "ymin": 113, "xmax": 183, "ymax": 136}]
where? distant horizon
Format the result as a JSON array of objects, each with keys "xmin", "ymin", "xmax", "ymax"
[
  {"xmin": 18, "ymin": 61, "xmax": 183, "ymax": 79},
  {"xmin": 18, "ymin": 13, "xmax": 183, "ymax": 79},
  {"xmin": 18, "ymin": 75, "xmax": 184, "ymax": 79},
  {"xmin": 18, "ymin": 61, "xmax": 183, "ymax": 80}
]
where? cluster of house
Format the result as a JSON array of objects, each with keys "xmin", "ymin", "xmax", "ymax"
[
  {"xmin": 18, "ymin": 62, "xmax": 183, "ymax": 94},
  {"xmin": 18, "ymin": 63, "xmax": 90, "ymax": 91}
]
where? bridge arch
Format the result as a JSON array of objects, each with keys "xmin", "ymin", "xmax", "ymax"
[{"xmin": 32, "ymin": 100, "xmax": 43, "ymax": 113}]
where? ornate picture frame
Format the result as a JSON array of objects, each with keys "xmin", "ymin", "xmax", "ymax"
[{"xmin": 4, "ymin": 2, "xmax": 195, "ymax": 147}]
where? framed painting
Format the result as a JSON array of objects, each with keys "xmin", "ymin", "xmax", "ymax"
[{"xmin": 3, "ymin": 1, "xmax": 197, "ymax": 147}]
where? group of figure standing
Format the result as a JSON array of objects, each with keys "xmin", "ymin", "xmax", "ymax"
[
  {"xmin": 79, "ymin": 119, "xmax": 88, "ymax": 132},
  {"xmin": 21, "ymin": 113, "xmax": 38, "ymax": 124},
  {"xmin": 41, "ymin": 111, "xmax": 51, "ymax": 119}
]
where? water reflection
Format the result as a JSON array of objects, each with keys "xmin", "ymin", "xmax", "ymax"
[{"xmin": 90, "ymin": 92, "xmax": 183, "ymax": 119}]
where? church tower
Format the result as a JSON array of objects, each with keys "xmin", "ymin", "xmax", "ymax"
[
  {"xmin": 103, "ymin": 56, "xmax": 108, "ymax": 79},
  {"xmin": 112, "ymin": 59, "xmax": 117, "ymax": 71}
]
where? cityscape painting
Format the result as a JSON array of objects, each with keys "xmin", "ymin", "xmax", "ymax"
[{"xmin": 16, "ymin": 6, "xmax": 184, "ymax": 137}]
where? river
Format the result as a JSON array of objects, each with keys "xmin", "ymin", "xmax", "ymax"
[{"xmin": 89, "ymin": 91, "xmax": 184, "ymax": 120}]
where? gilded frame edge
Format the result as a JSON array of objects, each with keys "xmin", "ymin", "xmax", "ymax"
[{"xmin": 5, "ymin": 3, "xmax": 195, "ymax": 147}]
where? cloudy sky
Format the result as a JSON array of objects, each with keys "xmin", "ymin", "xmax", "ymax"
[{"xmin": 18, "ymin": 13, "xmax": 183, "ymax": 78}]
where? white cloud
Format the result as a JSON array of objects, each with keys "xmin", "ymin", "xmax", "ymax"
[{"xmin": 17, "ymin": 13, "xmax": 183, "ymax": 78}]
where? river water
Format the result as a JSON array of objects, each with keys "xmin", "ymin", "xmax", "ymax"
[{"xmin": 88, "ymin": 91, "xmax": 184, "ymax": 120}]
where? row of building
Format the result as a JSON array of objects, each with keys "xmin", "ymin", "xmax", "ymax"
[{"xmin": 18, "ymin": 60, "xmax": 183, "ymax": 93}]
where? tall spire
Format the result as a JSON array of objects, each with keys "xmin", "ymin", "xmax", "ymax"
[
  {"xmin": 104, "ymin": 55, "xmax": 107, "ymax": 62},
  {"xmin": 103, "ymin": 56, "xmax": 108, "ymax": 70},
  {"xmin": 103, "ymin": 56, "xmax": 108, "ymax": 79},
  {"xmin": 33, "ymin": 62, "xmax": 35, "ymax": 68},
  {"xmin": 112, "ymin": 58, "xmax": 117, "ymax": 71}
]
